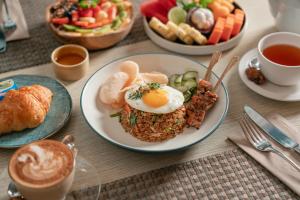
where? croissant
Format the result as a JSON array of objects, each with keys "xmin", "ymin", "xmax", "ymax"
[{"xmin": 0, "ymin": 85, "xmax": 53, "ymax": 135}]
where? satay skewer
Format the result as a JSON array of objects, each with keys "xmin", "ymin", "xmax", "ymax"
[
  {"xmin": 204, "ymin": 51, "xmax": 222, "ymax": 81},
  {"xmin": 212, "ymin": 56, "xmax": 239, "ymax": 92}
]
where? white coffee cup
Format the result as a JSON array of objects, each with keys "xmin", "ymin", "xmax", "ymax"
[
  {"xmin": 257, "ymin": 32, "xmax": 300, "ymax": 86},
  {"xmin": 8, "ymin": 135, "xmax": 77, "ymax": 200}
]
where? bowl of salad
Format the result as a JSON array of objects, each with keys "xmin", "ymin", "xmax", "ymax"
[
  {"xmin": 46, "ymin": 0, "xmax": 134, "ymax": 50},
  {"xmin": 141, "ymin": 0, "xmax": 247, "ymax": 55}
]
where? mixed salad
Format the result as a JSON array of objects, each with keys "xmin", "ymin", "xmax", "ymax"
[
  {"xmin": 50, "ymin": 0, "xmax": 132, "ymax": 35},
  {"xmin": 140, "ymin": 0, "xmax": 245, "ymax": 45}
]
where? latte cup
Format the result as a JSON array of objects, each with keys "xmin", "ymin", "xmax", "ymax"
[
  {"xmin": 8, "ymin": 135, "xmax": 77, "ymax": 200},
  {"xmin": 257, "ymin": 32, "xmax": 300, "ymax": 86}
]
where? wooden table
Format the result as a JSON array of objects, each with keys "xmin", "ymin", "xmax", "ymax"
[{"xmin": 1, "ymin": 0, "xmax": 300, "ymax": 185}]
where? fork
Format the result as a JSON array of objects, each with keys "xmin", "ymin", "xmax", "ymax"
[
  {"xmin": 3, "ymin": 0, "xmax": 17, "ymax": 31},
  {"xmin": 239, "ymin": 113, "xmax": 300, "ymax": 172}
]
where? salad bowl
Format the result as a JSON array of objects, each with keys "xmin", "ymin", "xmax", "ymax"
[{"xmin": 45, "ymin": 0, "xmax": 135, "ymax": 50}]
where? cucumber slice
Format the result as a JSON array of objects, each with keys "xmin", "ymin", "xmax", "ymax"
[
  {"xmin": 175, "ymin": 74, "xmax": 183, "ymax": 84},
  {"xmin": 119, "ymin": 11, "xmax": 128, "ymax": 20},
  {"xmin": 183, "ymin": 71, "xmax": 198, "ymax": 81},
  {"xmin": 176, "ymin": 85, "xmax": 188, "ymax": 93},
  {"xmin": 112, "ymin": 17, "xmax": 122, "ymax": 30},
  {"xmin": 63, "ymin": 24, "xmax": 78, "ymax": 31},
  {"xmin": 169, "ymin": 74, "xmax": 179, "ymax": 88},
  {"xmin": 75, "ymin": 28, "xmax": 93, "ymax": 33},
  {"xmin": 183, "ymin": 79, "xmax": 197, "ymax": 90},
  {"xmin": 183, "ymin": 91, "xmax": 192, "ymax": 103},
  {"xmin": 94, "ymin": 25, "xmax": 111, "ymax": 35}
]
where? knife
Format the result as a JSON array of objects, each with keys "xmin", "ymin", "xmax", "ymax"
[{"xmin": 244, "ymin": 105, "xmax": 300, "ymax": 154}]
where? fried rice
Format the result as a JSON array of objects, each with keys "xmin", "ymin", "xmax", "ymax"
[{"xmin": 120, "ymin": 104, "xmax": 186, "ymax": 142}]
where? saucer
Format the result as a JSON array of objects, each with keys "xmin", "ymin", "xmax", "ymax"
[
  {"xmin": 0, "ymin": 155, "xmax": 101, "ymax": 200},
  {"xmin": 239, "ymin": 48, "xmax": 300, "ymax": 101}
]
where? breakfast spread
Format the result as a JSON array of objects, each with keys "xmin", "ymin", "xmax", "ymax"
[
  {"xmin": 49, "ymin": 0, "xmax": 132, "ymax": 36},
  {"xmin": 141, "ymin": 0, "xmax": 245, "ymax": 45},
  {"xmin": 0, "ymin": 85, "xmax": 53, "ymax": 135},
  {"xmin": 98, "ymin": 54, "xmax": 237, "ymax": 142}
]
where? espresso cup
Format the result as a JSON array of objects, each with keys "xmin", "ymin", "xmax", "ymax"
[
  {"xmin": 51, "ymin": 44, "xmax": 89, "ymax": 81},
  {"xmin": 257, "ymin": 32, "xmax": 300, "ymax": 86},
  {"xmin": 8, "ymin": 135, "xmax": 77, "ymax": 200}
]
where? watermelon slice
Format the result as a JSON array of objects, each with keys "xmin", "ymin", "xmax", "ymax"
[
  {"xmin": 140, "ymin": 0, "xmax": 170, "ymax": 23},
  {"xmin": 157, "ymin": 0, "xmax": 176, "ymax": 12}
]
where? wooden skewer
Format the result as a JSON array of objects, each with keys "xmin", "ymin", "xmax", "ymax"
[
  {"xmin": 213, "ymin": 56, "xmax": 239, "ymax": 92},
  {"xmin": 204, "ymin": 51, "xmax": 222, "ymax": 81}
]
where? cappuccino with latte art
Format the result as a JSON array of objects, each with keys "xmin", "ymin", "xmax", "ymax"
[{"xmin": 9, "ymin": 139, "xmax": 76, "ymax": 200}]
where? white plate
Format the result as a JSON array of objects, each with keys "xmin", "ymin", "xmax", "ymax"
[
  {"xmin": 143, "ymin": 4, "xmax": 247, "ymax": 55},
  {"xmin": 239, "ymin": 48, "xmax": 300, "ymax": 101},
  {"xmin": 81, "ymin": 53, "xmax": 229, "ymax": 152}
]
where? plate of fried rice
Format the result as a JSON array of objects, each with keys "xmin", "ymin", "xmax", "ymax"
[{"xmin": 81, "ymin": 53, "xmax": 229, "ymax": 152}]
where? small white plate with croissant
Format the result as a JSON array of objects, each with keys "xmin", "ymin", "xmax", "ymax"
[{"xmin": 0, "ymin": 75, "xmax": 72, "ymax": 148}]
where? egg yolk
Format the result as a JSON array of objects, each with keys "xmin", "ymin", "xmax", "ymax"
[{"xmin": 142, "ymin": 89, "xmax": 168, "ymax": 108}]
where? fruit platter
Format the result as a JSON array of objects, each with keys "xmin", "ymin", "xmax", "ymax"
[
  {"xmin": 141, "ymin": 0, "xmax": 247, "ymax": 55},
  {"xmin": 46, "ymin": 0, "xmax": 135, "ymax": 50}
]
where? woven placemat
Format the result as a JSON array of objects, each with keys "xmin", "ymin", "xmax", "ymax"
[
  {"xmin": 0, "ymin": 0, "xmax": 148, "ymax": 73},
  {"xmin": 97, "ymin": 148, "xmax": 298, "ymax": 200}
]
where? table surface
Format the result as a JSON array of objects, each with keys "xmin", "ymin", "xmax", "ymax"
[{"xmin": 1, "ymin": 0, "xmax": 300, "ymax": 186}]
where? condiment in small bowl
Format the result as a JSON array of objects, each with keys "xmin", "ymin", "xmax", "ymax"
[{"xmin": 51, "ymin": 44, "xmax": 89, "ymax": 81}]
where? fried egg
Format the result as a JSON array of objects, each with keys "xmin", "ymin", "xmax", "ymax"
[{"xmin": 125, "ymin": 84, "xmax": 184, "ymax": 114}]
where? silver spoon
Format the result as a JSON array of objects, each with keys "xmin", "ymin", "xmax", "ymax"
[
  {"xmin": 249, "ymin": 57, "xmax": 262, "ymax": 70},
  {"xmin": 7, "ymin": 182, "xmax": 23, "ymax": 199}
]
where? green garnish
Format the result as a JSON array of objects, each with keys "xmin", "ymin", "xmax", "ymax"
[
  {"xmin": 177, "ymin": 0, "xmax": 212, "ymax": 10},
  {"xmin": 110, "ymin": 112, "xmax": 121, "ymax": 118},
  {"xmin": 128, "ymin": 83, "xmax": 161, "ymax": 100},
  {"xmin": 175, "ymin": 119, "xmax": 182, "ymax": 125},
  {"xmin": 199, "ymin": 0, "xmax": 213, "ymax": 8},
  {"xmin": 164, "ymin": 127, "xmax": 173, "ymax": 132},
  {"xmin": 151, "ymin": 114, "xmax": 159, "ymax": 123},
  {"xmin": 147, "ymin": 82, "xmax": 161, "ymax": 90},
  {"xmin": 79, "ymin": 0, "xmax": 99, "ymax": 8},
  {"xmin": 128, "ymin": 90, "xmax": 143, "ymax": 100},
  {"xmin": 129, "ymin": 113, "xmax": 137, "ymax": 126}
]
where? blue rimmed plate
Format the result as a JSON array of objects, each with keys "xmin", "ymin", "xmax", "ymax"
[
  {"xmin": 0, "ymin": 75, "xmax": 72, "ymax": 148},
  {"xmin": 81, "ymin": 53, "xmax": 229, "ymax": 153}
]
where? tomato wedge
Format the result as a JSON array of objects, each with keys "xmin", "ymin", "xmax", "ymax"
[{"xmin": 52, "ymin": 17, "xmax": 69, "ymax": 25}]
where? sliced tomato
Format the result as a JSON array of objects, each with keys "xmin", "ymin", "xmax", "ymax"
[
  {"xmin": 107, "ymin": 5, "xmax": 117, "ymax": 21},
  {"xmin": 71, "ymin": 11, "xmax": 79, "ymax": 22},
  {"xmin": 73, "ymin": 20, "xmax": 89, "ymax": 27},
  {"xmin": 51, "ymin": 17, "xmax": 69, "ymax": 25},
  {"xmin": 93, "ymin": 5, "xmax": 101, "ymax": 17},
  {"xmin": 79, "ymin": 8, "xmax": 93, "ymax": 17}
]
